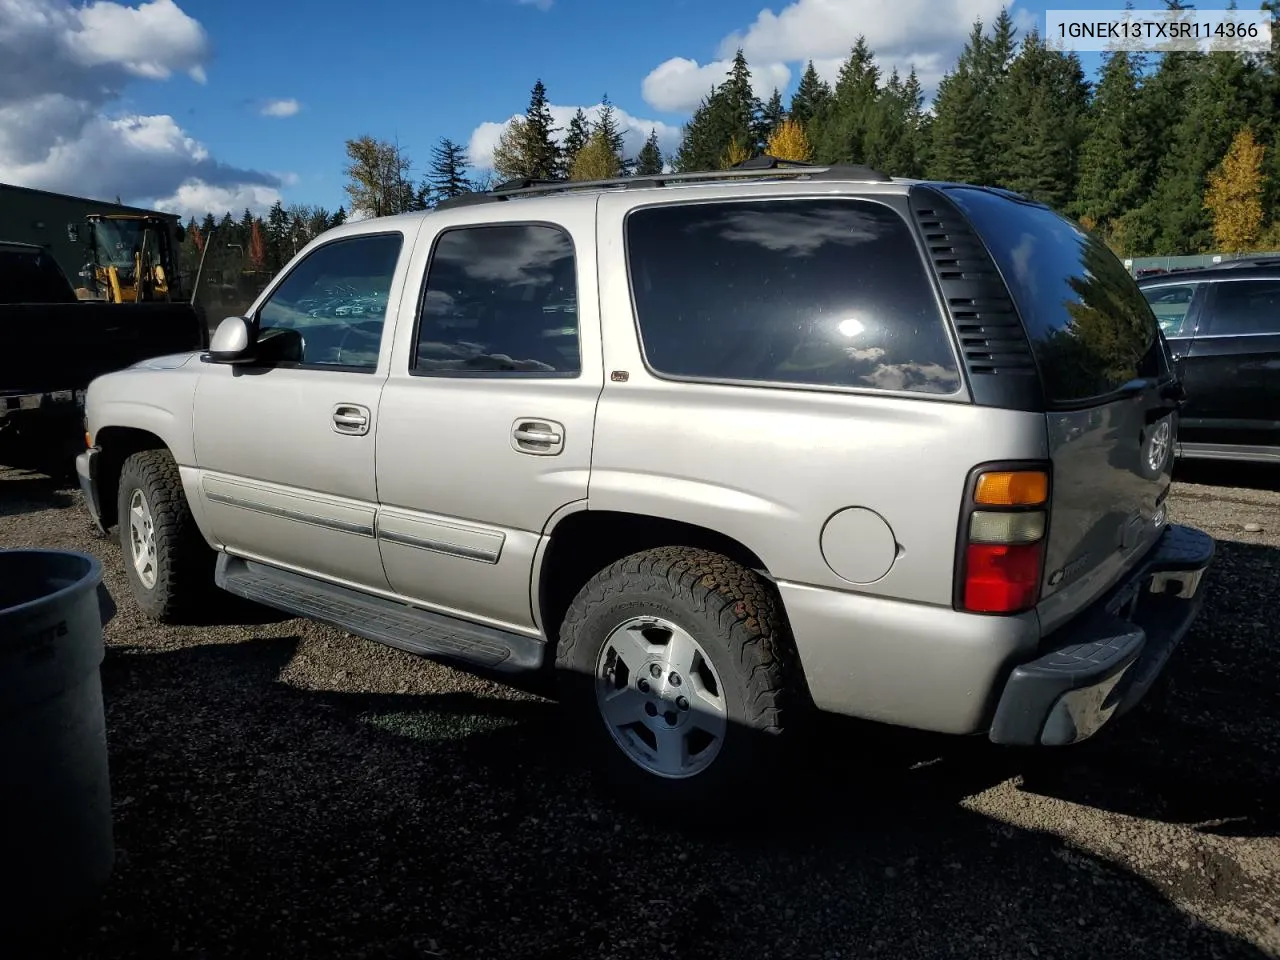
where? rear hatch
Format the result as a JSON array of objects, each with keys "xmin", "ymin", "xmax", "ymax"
[{"xmin": 945, "ymin": 187, "xmax": 1178, "ymax": 633}]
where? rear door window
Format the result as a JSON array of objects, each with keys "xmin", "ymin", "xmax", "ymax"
[
  {"xmin": 1141, "ymin": 283, "xmax": 1201, "ymax": 338},
  {"xmin": 947, "ymin": 187, "xmax": 1166, "ymax": 406},
  {"xmin": 0, "ymin": 247, "xmax": 76, "ymax": 304},
  {"xmin": 1202, "ymin": 279, "xmax": 1280, "ymax": 335},
  {"xmin": 625, "ymin": 199, "xmax": 962, "ymax": 395}
]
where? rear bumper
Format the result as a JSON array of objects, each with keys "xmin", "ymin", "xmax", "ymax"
[
  {"xmin": 76, "ymin": 445, "xmax": 106, "ymax": 535},
  {"xmin": 989, "ymin": 523, "xmax": 1215, "ymax": 746}
]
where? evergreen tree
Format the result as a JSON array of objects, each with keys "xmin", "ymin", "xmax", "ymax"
[
  {"xmin": 1139, "ymin": 49, "xmax": 1260, "ymax": 253},
  {"xmin": 674, "ymin": 53, "xmax": 758, "ymax": 172},
  {"xmin": 426, "ymin": 137, "xmax": 473, "ymax": 203},
  {"xmin": 927, "ymin": 21, "xmax": 995, "ymax": 183},
  {"xmin": 331, "ymin": 206, "xmax": 347, "ymax": 227},
  {"xmin": 789, "ymin": 61, "xmax": 831, "ymax": 130},
  {"xmin": 994, "ymin": 32, "xmax": 1090, "ymax": 210},
  {"xmin": 560, "ymin": 108, "xmax": 592, "ymax": 177},
  {"xmin": 200, "ymin": 212, "xmax": 216, "ymax": 238},
  {"xmin": 1074, "ymin": 47, "xmax": 1150, "ymax": 237},
  {"xmin": 523, "ymin": 79, "xmax": 561, "ymax": 179},
  {"xmin": 635, "ymin": 128, "xmax": 664, "ymax": 176},
  {"xmin": 595, "ymin": 94, "xmax": 628, "ymax": 173},
  {"xmin": 265, "ymin": 201, "xmax": 291, "ymax": 273},
  {"xmin": 864, "ymin": 68, "xmax": 927, "ymax": 178},
  {"xmin": 757, "ymin": 88, "xmax": 785, "ymax": 149},
  {"xmin": 813, "ymin": 37, "xmax": 881, "ymax": 165}
]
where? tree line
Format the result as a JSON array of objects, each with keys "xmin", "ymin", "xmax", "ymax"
[{"xmin": 184, "ymin": 2, "xmax": 1280, "ymax": 269}]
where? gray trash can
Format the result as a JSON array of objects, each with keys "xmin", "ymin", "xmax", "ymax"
[{"xmin": 0, "ymin": 548, "xmax": 117, "ymax": 939}]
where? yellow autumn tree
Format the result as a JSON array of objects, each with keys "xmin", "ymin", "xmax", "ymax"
[
  {"xmin": 570, "ymin": 129, "xmax": 621, "ymax": 181},
  {"xmin": 1204, "ymin": 127, "xmax": 1265, "ymax": 254},
  {"xmin": 766, "ymin": 119, "xmax": 813, "ymax": 163},
  {"xmin": 720, "ymin": 138, "xmax": 751, "ymax": 170}
]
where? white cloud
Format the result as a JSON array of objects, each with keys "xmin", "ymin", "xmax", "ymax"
[
  {"xmin": 467, "ymin": 102, "xmax": 683, "ymax": 172},
  {"xmin": 516, "ymin": 0, "xmax": 553, "ymax": 9},
  {"xmin": 62, "ymin": 0, "xmax": 209, "ymax": 82},
  {"xmin": 643, "ymin": 0, "xmax": 1013, "ymax": 109},
  {"xmin": 641, "ymin": 57, "xmax": 791, "ymax": 113},
  {"xmin": 0, "ymin": 0, "xmax": 284, "ymax": 217},
  {"xmin": 718, "ymin": 0, "xmax": 1008, "ymax": 63},
  {"xmin": 260, "ymin": 98, "xmax": 301, "ymax": 118},
  {"xmin": 151, "ymin": 181, "xmax": 284, "ymax": 220}
]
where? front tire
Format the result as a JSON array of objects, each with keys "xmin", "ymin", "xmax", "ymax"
[
  {"xmin": 116, "ymin": 449, "xmax": 213, "ymax": 622},
  {"xmin": 556, "ymin": 547, "xmax": 800, "ymax": 810}
]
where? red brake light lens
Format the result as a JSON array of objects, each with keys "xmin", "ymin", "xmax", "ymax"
[{"xmin": 963, "ymin": 542, "xmax": 1044, "ymax": 613}]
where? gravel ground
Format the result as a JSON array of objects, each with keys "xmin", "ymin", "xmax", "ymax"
[{"xmin": 1, "ymin": 463, "xmax": 1278, "ymax": 960}]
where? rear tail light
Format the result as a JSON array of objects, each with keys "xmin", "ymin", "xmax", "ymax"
[{"xmin": 956, "ymin": 465, "xmax": 1050, "ymax": 615}]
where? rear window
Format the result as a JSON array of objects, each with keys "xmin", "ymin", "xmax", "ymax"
[
  {"xmin": 947, "ymin": 188, "xmax": 1165, "ymax": 405},
  {"xmin": 625, "ymin": 198, "xmax": 962, "ymax": 395},
  {"xmin": 0, "ymin": 247, "xmax": 76, "ymax": 304}
]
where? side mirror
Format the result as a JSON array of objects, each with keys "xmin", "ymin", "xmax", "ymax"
[
  {"xmin": 205, "ymin": 316, "xmax": 254, "ymax": 363},
  {"xmin": 67, "ymin": 223, "xmax": 81, "ymax": 242}
]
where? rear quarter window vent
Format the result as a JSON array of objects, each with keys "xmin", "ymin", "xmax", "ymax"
[{"xmin": 909, "ymin": 186, "xmax": 1043, "ymax": 410}]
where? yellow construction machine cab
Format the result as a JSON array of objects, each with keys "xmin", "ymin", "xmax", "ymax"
[{"xmin": 82, "ymin": 214, "xmax": 184, "ymax": 303}]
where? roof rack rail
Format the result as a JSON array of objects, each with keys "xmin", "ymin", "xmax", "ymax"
[{"xmin": 432, "ymin": 159, "xmax": 891, "ymax": 210}]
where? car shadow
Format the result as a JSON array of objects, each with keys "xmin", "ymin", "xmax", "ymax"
[
  {"xmin": 0, "ymin": 470, "xmax": 74, "ymax": 517},
  {"xmin": 1175, "ymin": 459, "xmax": 1280, "ymax": 493},
  {"xmin": 39, "ymin": 628, "xmax": 1273, "ymax": 960},
  {"xmin": 1013, "ymin": 539, "xmax": 1277, "ymax": 840}
]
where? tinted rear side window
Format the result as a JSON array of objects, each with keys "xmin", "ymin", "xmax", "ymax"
[
  {"xmin": 625, "ymin": 199, "xmax": 961, "ymax": 395},
  {"xmin": 1204, "ymin": 279, "xmax": 1280, "ymax": 335},
  {"xmin": 947, "ymin": 187, "xmax": 1164, "ymax": 405}
]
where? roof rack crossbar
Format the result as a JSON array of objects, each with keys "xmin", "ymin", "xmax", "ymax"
[{"xmin": 432, "ymin": 160, "xmax": 891, "ymax": 209}]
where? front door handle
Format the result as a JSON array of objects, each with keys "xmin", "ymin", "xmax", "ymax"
[
  {"xmin": 332, "ymin": 403, "xmax": 371, "ymax": 436},
  {"xmin": 512, "ymin": 419, "xmax": 565, "ymax": 455}
]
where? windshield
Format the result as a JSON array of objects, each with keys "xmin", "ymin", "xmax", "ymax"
[
  {"xmin": 92, "ymin": 219, "xmax": 146, "ymax": 270},
  {"xmin": 947, "ymin": 187, "xmax": 1167, "ymax": 406}
]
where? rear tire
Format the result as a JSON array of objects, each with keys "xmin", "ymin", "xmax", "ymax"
[
  {"xmin": 116, "ymin": 449, "xmax": 214, "ymax": 623},
  {"xmin": 556, "ymin": 546, "xmax": 800, "ymax": 813}
]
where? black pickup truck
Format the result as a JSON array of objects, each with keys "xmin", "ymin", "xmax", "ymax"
[{"xmin": 1, "ymin": 241, "xmax": 207, "ymax": 472}]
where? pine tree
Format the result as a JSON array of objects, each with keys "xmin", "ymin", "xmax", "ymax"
[
  {"xmin": 813, "ymin": 37, "xmax": 880, "ymax": 164},
  {"xmin": 994, "ymin": 32, "xmax": 1090, "ymax": 210},
  {"xmin": 864, "ymin": 68, "xmax": 927, "ymax": 178},
  {"xmin": 789, "ymin": 61, "xmax": 831, "ymax": 130},
  {"xmin": 331, "ymin": 206, "xmax": 347, "ymax": 227},
  {"xmin": 766, "ymin": 119, "xmax": 813, "ymax": 162},
  {"xmin": 1074, "ymin": 48, "xmax": 1149, "ymax": 236},
  {"xmin": 560, "ymin": 108, "xmax": 591, "ymax": 177},
  {"xmin": 426, "ymin": 138, "xmax": 472, "ymax": 204},
  {"xmin": 595, "ymin": 94, "xmax": 628, "ymax": 173},
  {"xmin": 635, "ymin": 128, "xmax": 664, "ymax": 175},
  {"xmin": 927, "ymin": 21, "xmax": 995, "ymax": 183},
  {"xmin": 200, "ymin": 212, "xmax": 216, "ymax": 238},
  {"xmin": 756, "ymin": 88, "xmax": 785, "ymax": 149},
  {"xmin": 1204, "ymin": 126, "xmax": 1266, "ymax": 252},
  {"xmin": 674, "ymin": 54, "xmax": 758, "ymax": 172},
  {"xmin": 523, "ymin": 79, "xmax": 561, "ymax": 180},
  {"xmin": 1139, "ymin": 48, "xmax": 1260, "ymax": 253}
]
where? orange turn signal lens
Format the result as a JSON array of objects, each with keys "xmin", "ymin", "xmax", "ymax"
[{"xmin": 974, "ymin": 470, "xmax": 1048, "ymax": 507}]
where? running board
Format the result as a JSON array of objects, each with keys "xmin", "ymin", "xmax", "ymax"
[{"xmin": 215, "ymin": 554, "xmax": 545, "ymax": 673}]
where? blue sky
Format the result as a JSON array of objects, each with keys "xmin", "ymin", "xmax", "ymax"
[{"xmin": 0, "ymin": 0, "xmax": 1209, "ymax": 218}]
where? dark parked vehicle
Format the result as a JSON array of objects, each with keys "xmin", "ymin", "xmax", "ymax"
[
  {"xmin": 1139, "ymin": 263, "xmax": 1280, "ymax": 464},
  {"xmin": 1, "ymin": 241, "xmax": 207, "ymax": 472}
]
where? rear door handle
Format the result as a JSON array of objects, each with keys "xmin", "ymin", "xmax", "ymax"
[
  {"xmin": 512, "ymin": 419, "xmax": 564, "ymax": 455},
  {"xmin": 332, "ymin": 403, "xmax": 371, "ymax": 436}
]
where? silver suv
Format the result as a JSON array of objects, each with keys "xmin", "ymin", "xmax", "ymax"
[{"xmin": 75, "ymin": 164, "xmax": 1215, "ymax": 805}]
